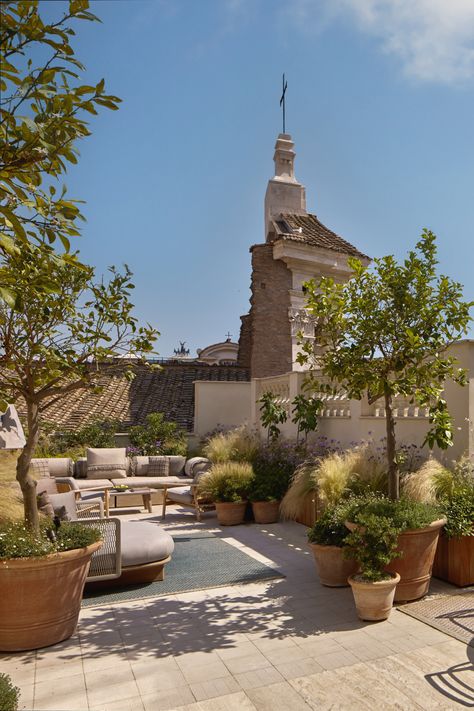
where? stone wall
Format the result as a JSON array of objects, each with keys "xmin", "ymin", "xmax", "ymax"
[{"xmin": 248, "ymin": 243, "xmax": 293, "ymax": 378}]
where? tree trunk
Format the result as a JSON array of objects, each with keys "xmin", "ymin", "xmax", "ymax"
[
  {"xmin": 16, "ymin": 401, "xmax": 40, "ymax": 534},
  {"xmin": 384, "ymin": 389, "xmax": 399, "ymax": 500}
]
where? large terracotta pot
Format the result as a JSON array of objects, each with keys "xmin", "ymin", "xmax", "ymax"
[
  {"xmin": 0, "ymin": 541, "xmax": 102, "ymax": 652},
  {"xmin": 215, "ymin": 501, "xmax": 247, "ymax": 526},
  {"xmin": 349, "ymin": 572, "xmax": 400, "ymax": 621},
  {"xmin": 386, "ymin": 518, "xmax": 446, "ymax": 602},
  {"xmin": 251, "ymin": 500, "xmax": 280, "ymax": 524},
  {"xmin": 433, "ymin": 532, "xmax": 474, "ymax": 587},
  {"xmin": 309, "ymin": 543, "xmax": 359, "ymax": 587}
]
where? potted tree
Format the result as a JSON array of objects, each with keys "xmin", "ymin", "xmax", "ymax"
[
  {"xmin": 298, "ymin": 231, "xmax": 471, "ymax": 599},
  {"xmin": 345, "ymin": 513, "xmax": 401, "ymax": 621},
  {"xmin": 0, "ymin": 2, "xmax": 158, "ymax": 652},
  {"xmin": 307, "ymin": 505, "xmax": 358, "ymax": 587},
  {"xmin": 197, "ymin": 462, "xmax": 254, "ymax": 526}
]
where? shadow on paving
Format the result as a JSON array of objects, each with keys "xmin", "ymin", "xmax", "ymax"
[{"xmin": 425, "ymin": 638, "xmax": 474, "ymax": 708}]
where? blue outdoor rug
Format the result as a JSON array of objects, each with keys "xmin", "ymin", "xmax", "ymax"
[{"xmin": 82, "ymin": 532, "xmax": 284, "ymax": 607}]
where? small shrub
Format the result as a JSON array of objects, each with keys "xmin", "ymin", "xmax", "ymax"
[
  {"xmin": 307, "ymin": 505, "xmax": 350, "ymax": 547},
  {"xmin": 341, "ymin": 495, "xmax": 442, "ymax": 532},
  {"xmin": 35, "ymin": 418, "xmax": 123, "ymax": 457},
  {"xmin": 129, "ymin": 412, "xmax": 187, "ymax": 456},
  {"xmin": 197, "ymin": 462, "xmax": 254, "ymax": 503},
  {"xmin": 440, "ymin": 484, "xmax": 474, "ymax": 538},
  {"xmin": 344, "ymin": 513, "xmax": 401, "ymax": 582},
  {"xmin": 0, "ymin": 520, "xmax": 101, "ymax": 559},
  {"xmin": 0, "ymin": 673, "xmax": 20, "ymax": 711},
  {"xmin": 249, "ymin": 440, "xmax": 300, "ymax": 502}
]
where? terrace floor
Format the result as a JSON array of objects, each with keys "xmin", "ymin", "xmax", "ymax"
[{"xmin": 3, "ymin": 506, "xmax": 473, "ymax": 711}]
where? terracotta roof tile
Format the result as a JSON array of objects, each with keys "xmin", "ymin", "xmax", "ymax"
[
  {"xmin": 273, "ymin": 213, "xmax": 369, "ymax": 259},
  {"xmin": 17, "ymin": 362, "xmax": 249, "ymax": 433}
]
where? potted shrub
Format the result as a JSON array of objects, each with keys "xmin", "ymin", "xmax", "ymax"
[
  {"xmin": 197, "ymin": 462, "xmax": 254, "ymax": 526},
  {"xmin": 433, "ymin": 483, "xmax": 474, "ymax": 586},
  {"xmin": 343, "ymin": 496, "xmax": 445, "ymax": 602},
  {"xmin": 345, "ymin": 513, "xmax": 401, "ymax": 621},
  {"xmin": 0, "ymin": 673, "xmax": 20, "ymax": 711},
  {"xmin": 0, "ymin": 520, "xmax": 101, "ymax": 652},
  {"xmin": 249, "ymin": 442, "xmax": 296, "ymax": 524},
  {"xmin": 307, "ymin": 505, "xmax": 358, "ymax": 586}
]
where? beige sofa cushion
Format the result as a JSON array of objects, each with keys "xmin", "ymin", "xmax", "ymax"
[
  {"xmin": 87, "ymin": 448, "xmax": 127, "ymax": 479},
  {"xmin": 111, "ymin": 476, "xmax": 193, "ymax": 489}
]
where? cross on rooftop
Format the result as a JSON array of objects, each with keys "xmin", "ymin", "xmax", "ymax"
[{"xmin": 280, "ymin": 73, "xmax": 288, "ymax": 133}]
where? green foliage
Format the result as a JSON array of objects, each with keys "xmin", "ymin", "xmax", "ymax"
[
  {"xmin": 259, "ymin": 392, "xmax": 288, "ymax": 442},
  {"xmin": 197, "ymin": 462, "xmax": 254, "ymax": 503},
  {"xmin": 0, "ymin": 0, "xmax": 121, "ymax": 298},
  {"xmin": 128, "ymin": 412, "xmax": 187, "ymax": 457},
  {"xmin": 440, "ymin": 481, "xmax": 474, "ymax": 538},
  {"xmin": 0, "ymin": 673, "xmax": 20, "ymax": 711},
  {"xmin": 202, "ymin": 426, "xmax": 259, "ymax": 464},
  {"xmin": 307, "ymin": 504, "xmax": 350, "ymax": 547},
  {"xmin": 291, "ymin": 394, "xmax": 322, "ymax": 443},
  {"xmin": 299, "ymin": 230, "xmax": 473, "ymax": 499},
  {"xmin": 0, "ymin": 519, "xmax": 100, "ymax": 559},
  {"xmin": 248, "ymin": 441, "xmax": 296, "ymax": 502},
  {"xmin": 342, "ymin": 494, "xmax": 442, "ymax": 532},
  {"xmin": 36, "ymin": 418, "xmax": 121, "ymax": 457},
  {"xmin": 344, "ymin": 513, "xmax": 401, "ymax": 582}
]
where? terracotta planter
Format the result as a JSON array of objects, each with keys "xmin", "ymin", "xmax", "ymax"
[
  {"xmin": 215, "ymin": 501, "xmax": 247, "ymax": 526},
  {"xmin": 251, "ymin": 500, "xmax": 280, "ymax": 524},
  {"xmin": 433, "ymin": 532, "xmax": 474, "ymax": 587},
  {"xmin": 309, "ymin": 543, "xmax": 359, "ymax": 587},
  {"xmin": 0, "ymin": 541, "xmax": 102, "ymax": 652},
  {"xmin": 386, "ymin": 518, "xmax": 446, "ymax": 602},
  {"xmin": 349, "ymin": 572, "xmax": 400, "ymax": 621}
]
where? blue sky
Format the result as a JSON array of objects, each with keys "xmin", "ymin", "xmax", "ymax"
[{"xmin": 44, "ymin": 0, "xmax": 474, "ymax": 356}]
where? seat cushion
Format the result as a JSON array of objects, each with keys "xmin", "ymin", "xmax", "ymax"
[
  {"xmin": 166, "ymin": 486, "xmax": 194, "ymax": 505},
  {"xmin": 120, "ymin": 521, "xmax": 174, "ymax": 567},
  {"xmin": 111, "ymin": 476, "xmax": 193, "ymax": 489},
  {"xmin": 46, "ymin": 491, "xmax": 78, "ymax": 521},
  {"xmin": 73, "ymin": 479, "xmax": 113, "ymax": 491},
  {"xmin": 87, "ymin": 448, "xmax": 127, "ymax": 479}
]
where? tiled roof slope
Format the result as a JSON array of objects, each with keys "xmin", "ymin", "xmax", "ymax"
[
  {"xmin": 274, "ymin": 213, "xmax": 369, "ymax": 259},
  {"xmin": 19, "ymin": 362, "xmax": 249, "ymax": 433}
]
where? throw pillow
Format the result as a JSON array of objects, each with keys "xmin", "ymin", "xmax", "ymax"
[
  {"xmin": 30, "ymin": 459, "xmax": 51, "ymax": 478},
  {"xmin": 147, "ymin": 456, "xmax": 170, "ymax": 477},
  {"xmin": 87, "ymin": 447, "xmax": 127, "ymax": 479},
  {"xmin": 37, "ymin": 491, "xmax": 55, "ymax": 518},
  {"xmin": 47, "ymin": 491, "xmax": 78, "ymax": 521}
]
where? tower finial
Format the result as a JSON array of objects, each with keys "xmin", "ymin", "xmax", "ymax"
[{"xmin": 279, "ymin": 73, "xmax": 288, "ymax": 134}]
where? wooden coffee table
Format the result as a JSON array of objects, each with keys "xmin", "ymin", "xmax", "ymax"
[{"xmin": 105, "ymin": 487, "xmax": 154, "ymax": 516}]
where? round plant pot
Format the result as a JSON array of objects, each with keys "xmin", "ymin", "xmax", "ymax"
[
  {"xmin": 309, "ymin": 543, "xmax": 359, "ymax": 587},
  {"xmin": 386, "ymin": 518, "xmax": 446, "ymax": 602},
  {"xmin": 215, "ymin": 501, "xmax": 247, "ymax": 526},
  {"xmin": 348, "ymin": 572, "xmax": 400, "ymax": 621},
  {"xmin": 0, "ymin": 541, "xmax": 102, "ymax": 652},
  {"xmin": 251, "ymin": 500, "xmax": 280, "ymax": 525}
]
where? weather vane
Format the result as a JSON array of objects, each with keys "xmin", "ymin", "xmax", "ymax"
[{"xmin": 280, "ymin": 73, "xmax": 288, "ymax": 134}]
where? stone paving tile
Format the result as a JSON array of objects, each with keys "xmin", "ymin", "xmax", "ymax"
[
  {"xmin": 17, "ymin": 682, "xmax": 34, "ymax": 711},
  {"xmin": 85, "ymin": 665, "xmax": 140, "ymax": 708},
  {"xmin": 141, "ymin": 685, "xmax": 196, "ymax": 711},
  {"xmin": 189, "ymin": 675, "xmax": 241, "ymax": 701},
  {"xmin": 274, "ymin": 656, "xmax": 324, "ymax": 680},
  {"xmin": 222, "ymin": 651, "xmax": 272, "ymax": 675},
  {"xmin": 168, "ymin": 691, "xmax": 258, "ymax": 711},
  {"xmin": 33, "ymin": 673, "xmax": 88, "ymax": 710},
  {"xmin": 181, "ymin": 659, "xmax": 231, "ymax": 685},
  {"xmin": 90, "ymin": 697, "xmax": 146, "ymax": 711},
  {"xmin": 133, "ymin": 661, "xmax": 187, "ymax": 695},
  {"xmin": 310, "ymin": 647, "xmax": 360, "ymax": 670},
  {"xmin": 81, "ymin": 648, "xmax": 129, "ymax": 674},
  {"xmin": 245, "ymin": 680, "xmax": 313, "ymax": 710},
  {"xmin": 233, "ymin": 665, "xmax": 285, "ymax": 690}
]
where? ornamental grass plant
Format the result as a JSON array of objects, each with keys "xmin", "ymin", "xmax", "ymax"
[
  {"xmin": 197, "ymin": 462, "xmax": 255, "ymax": 503},
  {"xmin": 202, "ymin": 426, "xmax": 260, "ymax": 464}
]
